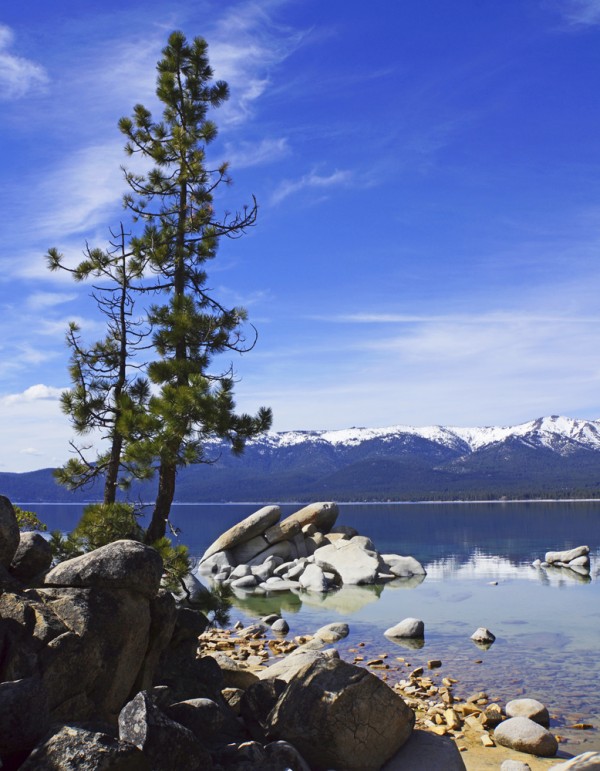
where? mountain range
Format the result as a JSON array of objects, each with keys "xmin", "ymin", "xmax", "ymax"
[{"xmin": 5, "ymin": 415, "xmax": 600, "ymax": 503}]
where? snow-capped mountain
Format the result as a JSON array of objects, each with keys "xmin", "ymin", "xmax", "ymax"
[
  {"xmin": 250, "ymin": 415, "xmax": 600, "ymax": 456},
  {"xmin": 178, "ymin": 414, "xmax": 600, "ymax": 501},
  {"xmin": 4, "ymin": 416, "xmax": 600, "ymax": 502}
]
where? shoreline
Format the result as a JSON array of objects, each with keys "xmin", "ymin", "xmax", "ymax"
[
  {"xmin": 200, "ymin": 623, "xmax": 587, "ymax": 770},
  {"xmin": 15, "ymin": 497, "xmax": 600, "ymax": 506}
]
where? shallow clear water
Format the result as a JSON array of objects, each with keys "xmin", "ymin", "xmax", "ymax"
[{"xmin": 29, "ymin": 499, "xmax": 600, "ymax": 754}]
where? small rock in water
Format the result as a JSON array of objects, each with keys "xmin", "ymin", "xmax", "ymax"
[
  {"xmin": 261, "ymin": 614, "xmax": 281, "ymax": 626},
  {"xmin": 271, "ymin": 618, "xmax": 290, "ymax": 635},
  {"xmin": 471, "ymin": 627, "xmax": 495, "ymax": 644},
  {"xmin": 384, "ymin": 617, "xmax": 425, "ymax": 639},
  {"xmin": 427, "ymin": 659, "xmax": 442, "ymax": 669}
]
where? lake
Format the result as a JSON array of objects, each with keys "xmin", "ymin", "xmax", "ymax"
[{"xmin": 26, "ymin": 499, "xmax": 600, "ymax": 756}]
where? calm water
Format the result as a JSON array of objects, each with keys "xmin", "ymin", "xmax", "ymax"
[{"xmin": 26, "ymin": 500, "xmax": 600, "ymax": 755}]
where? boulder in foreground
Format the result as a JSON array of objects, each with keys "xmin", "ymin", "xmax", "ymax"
[
  {"xmin": 44, "ymin": 540, "xmax": 163, "ymax": 599},
  {"xmin": 494, "ymin": 716, "xmax": 558, "ymax": 757},
  {"xmin": 268, "ymin": 656, "xmax": 415, "ymax": 770}
]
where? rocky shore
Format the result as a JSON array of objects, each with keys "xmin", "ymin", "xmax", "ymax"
[{"xmin": 1, "ymin": 494, "xmax": 598, "ymax": 770}]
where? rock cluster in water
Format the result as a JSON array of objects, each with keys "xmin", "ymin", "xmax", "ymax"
[
  {"xmin": 532, "ymin": 544, "xmax": 591, "ymax": 579},
  {"xmin": 197, "ymin": 502, "xmax": 427, "ymax": 594}
]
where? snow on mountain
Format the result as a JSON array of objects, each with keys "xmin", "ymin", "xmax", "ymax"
[{"xmin": 251, "ymin": 415, "xmax": 600, "ymax": 456}]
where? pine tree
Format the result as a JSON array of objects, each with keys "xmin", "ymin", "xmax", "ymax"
[
  {"xmin": 47, "ymin": 224, "xmax": 151, "ymax": 504},
  {"xmin": 118, "ymin": 31, "xmax": 272, "ymax": 542}
]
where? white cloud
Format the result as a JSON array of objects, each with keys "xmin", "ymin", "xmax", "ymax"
[
  {"xmin": 2, "ymin": 384, "xmax": 64, "ymax": 405},
  {"xmin": 0, "ymin": 24, "xmax": 48, "ymax": 100},
  {"xmin": 0, "ymin": 391, "xmax": 71, "ymax": 472},
  {"xmin": 271, "ymin": 169, "xmax": 353, "ymax": 205}
]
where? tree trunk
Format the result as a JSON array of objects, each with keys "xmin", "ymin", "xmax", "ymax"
[
  {"xmin": 144, "ymin": 461, "xmax": 176, "ymax": 543},
  {"xmin": 103, "ymin": 432, "xmax": 123, "ymax": 505}
]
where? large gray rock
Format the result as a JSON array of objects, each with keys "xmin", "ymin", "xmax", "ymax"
[
  {"xmin": 10, "ymin": 530, "xmax": 53, "ymax": 581},
  {"xmin": 382, "ymin": 729, "xmax": 466, "ymax": 770},
  {"xmin": 494, "ymin": 716, "xmax": 558, "ymax": 757},
  {"xmin": 264, "ymin": 518, "xmax": 301, "ymax": 545},
  {"xmin": 259, "ymin": 648, "xmax": 339, "ymax": 683},
  {"xmin": 44, "ymin": 540, "xmax": 163, "ymax": 599},
  {"xmin": 204, "ymin": 651, "xmax": 260, "ymax": 690},
  {"xmin": 545, "ymin": 545, "xmax": 589, "ymax": 564},
  {"xmin": 299, "ymin": 562, "xmax": 328, "ymax": 592},
  {"xmin": 268, "ymin": 656, "xmax": 415, "ymax": 771},
  {"xmin": 230, "ymin": 534, "xmax": 271, "ymax": 564},
  {"xmin": 506, "ymin": 697, "xmax": 550, "ymax": 727},
  {"xmin": 278, "ymin": 502, "xmax": 339, "ymax": 535},
  {"xmin": 382, "ymin": 554, "xmax": 426, "ymax": 577},
  {"xmin": 0, "ymin": 495, "xmax": 20, "ymax": 567},
  {"xmin": 263, "ymin": 740, "xmax": 311, "ymax": 771},
  {"xmin": 314, "ymin": 541, "xmax": 380, "ymax": 584},
  {"xmin": 0, "ymin": 676, "xmax": 50, "ymax": 754},
  {"xmin": 21, "ymin": 723, "xmax": 149, "ymax": 770},
  {"xmin": 384, "ymin": 617, "xmax": 425, "ymax": 639},
  {"xmin": 132, "ymin": 590, "xmax": 177, "ymax": 694},
  {"xmin": 247, "ymin": 541, "xmax": 292, "ymax": 566},
  {"xmin": 119, "ymin": 690, "xmax": 212, "ymax": 770},
  {"xmin": 550, "ymin": 753, "xmax": 600, "ymax": 769},
  {"xmin": 38, "ymin": 586, "xmax": 153, "ymax": 722},
  {"xmin": 200, "ymin": 505, "xmax": 281, "ymax": 562},
  {"xmin": 165, "ymin": 699, "xmax": 248, "ymax": 749}
]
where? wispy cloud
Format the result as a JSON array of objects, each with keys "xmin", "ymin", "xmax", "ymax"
[
  {"xmin": 271, "ymin": 169, "xmax": 353, "ymax": 205},
  {"xmin": 224, "ymin": 137, "xmax": 290, "ymax": 169},
  {"xmin": 209, "ymin": 1, "xmax": 306, "ymax": 125},
  {"xmin": 26, "ymin": 292, "xmax": 77, "ymax": 310},
  {"xmin": 36, "ymin": 141, "xmax": 129, "ymax": 237},
  {"xmin": 558, "ymin": 0, "xmax": 600, "ymax": 25},
  {"xmin": 0, "ymin": 24, "xmax": 48, "ymax": 100},
  {"xmin": 319, "ymin": 312, "xmax": 600, "ymax": 324}
]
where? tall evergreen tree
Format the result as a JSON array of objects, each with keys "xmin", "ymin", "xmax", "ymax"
[
  {"xmin": 47, "ymin": 224, "xmax": 151, "ymax": 504},
  {"xmin": 118, "ymin": 31, "xmax": 272, "ymax": 542}
]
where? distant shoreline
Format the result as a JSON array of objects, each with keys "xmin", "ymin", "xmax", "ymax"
[{"xmin": 15, "ymin": 497, "xmax": 600, "ymax": 506}]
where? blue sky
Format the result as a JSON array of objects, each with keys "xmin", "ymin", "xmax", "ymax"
[{"xmin": 2, "ymin": 0, "xmax": 600, "ymax": 472}]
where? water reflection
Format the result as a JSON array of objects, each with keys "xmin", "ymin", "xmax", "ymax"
[{"xmin": 425, "ymin": 551, "xmax": 594, "ymax": 585}]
